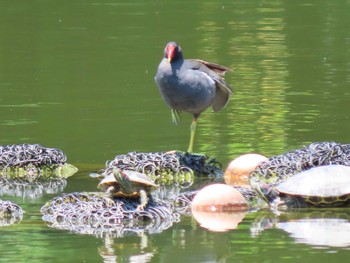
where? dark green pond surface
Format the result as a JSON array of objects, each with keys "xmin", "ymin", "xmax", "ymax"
[{"xmin": 1, "ymin": 0, "xmax": 350, "ymax": 262}]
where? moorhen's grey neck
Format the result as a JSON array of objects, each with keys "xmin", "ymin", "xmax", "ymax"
[{"xmin": 155, "ymin": 41, "xmax": 233, "ymax": 153}]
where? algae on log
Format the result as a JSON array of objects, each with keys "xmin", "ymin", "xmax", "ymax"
[
  {"xmin": 0, "ymin": 143, "xmax": 78, "ymax": 181},
  {"xmin": 0, "ymin": 163, "xmax": 78, "ymax": 181}
]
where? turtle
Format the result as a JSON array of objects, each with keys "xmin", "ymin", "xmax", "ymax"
[
  {"xmin": 250, "ymin": 165, "xmax": 350, "ymax": 209},
  {"xmin": 98, "ymin": 168, "xmax": 158, "ymax": 210}
]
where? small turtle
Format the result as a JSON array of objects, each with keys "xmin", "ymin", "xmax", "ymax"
[
  {"xmin": 98, "ymin": 168, "xmax": 158, "ymax": 210},
  {"xmin": 250, "ymin": 165, "xmax": 350, "ymax": 209}
]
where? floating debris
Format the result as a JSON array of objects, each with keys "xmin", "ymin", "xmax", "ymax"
[
  {"xmin": 0, "ymin": 199, "xmax": 23, "ymax": 226},
  {"xmin": 0, "ymin": 144, "xmax": 77, "ymax": 199},
  {"xmin": 234, "ymin": 186, "xmax": 257, "ymax": 203},
  {"xmin": 102, "ymin": 151, "xmax": 222, "ymax": 189},
  {"xmin": 41, "ymin": 192, "xmax": 180, "ymax": 237},
  {"xmin": 103, "ymin": 151, "xmax": 194, "ymax": 186},
  {"xmin": 252, "ymin": 142, "xmax": 350, "ymax": 187},
  {"xmin": 0, "ymin": 144, "xmax": 78, "ymax": 180},
  {"xmin": 173, "ymin": 190, "xmax": 198, "ymax": 216},
  {"xmin": 0, "ymin": 143, "xmax": 66, "ymax": 167},
  {"xmin": 176, "ymin": 152, "xmax": 223, "ymax": 177}
]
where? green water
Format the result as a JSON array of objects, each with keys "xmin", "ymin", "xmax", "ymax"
[{"xmin": 0, "ymin": 0, "xmax": 350, "ymax": 262}]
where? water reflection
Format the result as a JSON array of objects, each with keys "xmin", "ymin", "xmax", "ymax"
[
  {"xmin": 1, "ymin": 119, "xmax": 38, "ymax": 126},
  {"xmin": 158, "ymin": 221, "xmax": 232, "ymax": 263},
  {"xmin": 251, "ymin": 209, "xmax": 350, "ymax": 248},
  {"xmin": 0, "ymin": 179, "xmax": 67, "ymax": 201},
  {"xmin": 192, "ymin": 210, "xmax": 247, "ymax": 232},
  {"xmin": 0, "ymin": 199, "xmax": 23, "ymax": 227},
  {"xmin": 278, "ymin": 218, "xmax": 350, "ymax": 248},
  {"xmin": 97, "ymin": 223, "xmax": 232, "ymax": 263},
  {"xmin": 191, "ymin": 0, "xmax": 292, "ymax": 158},
  {"xmin": 98, "ymin": 235, "xmax": 154, "ymax": 263}
]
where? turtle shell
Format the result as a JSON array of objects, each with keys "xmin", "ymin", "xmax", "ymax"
[
  {"xmin": 98, "ymin": 170, "xmax": 158, "ymax": 192},
  {"xmin": 277, "ymin": 165, "xmax": 350, "ymax": 206},
  {"xmin": 98, "ymin": 174, "xmax": 115, "ymax": 191}
]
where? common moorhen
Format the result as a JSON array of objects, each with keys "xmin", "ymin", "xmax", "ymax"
[{"xmin": 155, "ymin": 41, "xmax": 232, "ymax": 152}]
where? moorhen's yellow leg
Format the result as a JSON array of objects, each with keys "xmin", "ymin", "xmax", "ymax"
[{"xmin": 188, "ymin": 117, "xmax": 197, "ymax": 153}]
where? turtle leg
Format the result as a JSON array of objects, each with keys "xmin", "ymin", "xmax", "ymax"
[
  {"xmin": 136, "ymin": 190, "xmax": 148, "ymax": 211},
  {"xmin": 103, "ymin": 186, "xmax": 116, "ymax": 206},
  {"xmin": 284, "ymin": 195, "xmax": 308, "ymax": 208}
]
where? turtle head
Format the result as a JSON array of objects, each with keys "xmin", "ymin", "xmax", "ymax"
[
  {"xmin": 250, "ymin": 177, "xmax": 279, "ymax": 205},
  {"xmin": 112, "ymin": 168, "xmax": 132, "ymax": 192}
]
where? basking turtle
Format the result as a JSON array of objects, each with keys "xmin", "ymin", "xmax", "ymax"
[
  {"xmin": 98, "ymin": 168, "xmax": 158, "ymax": 210},
  {"xmin": 250, "ymin": 165, "xmax": 350, "ymax": 209}
]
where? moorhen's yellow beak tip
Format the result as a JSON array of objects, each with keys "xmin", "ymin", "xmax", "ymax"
[{"xmin": 167, "ymin": 57, "xmax": 172, "ymax": 63}]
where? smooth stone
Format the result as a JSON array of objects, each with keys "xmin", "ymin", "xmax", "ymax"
[
  {"xmin": 224, "ymin": 153, "xmax": 268, "ymax": 187},
  {"xmin": 191, "ymin": 184, "xmax": 248, "ymax": 212}
]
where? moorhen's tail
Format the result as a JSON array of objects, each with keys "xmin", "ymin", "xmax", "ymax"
[
  {"xmin": 212, "ymin": 80, "xmax": 232, "ymax": 112},
  {"xmin": 188, "ymin": 59, "xmax": 233, "ymax": 112}
]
